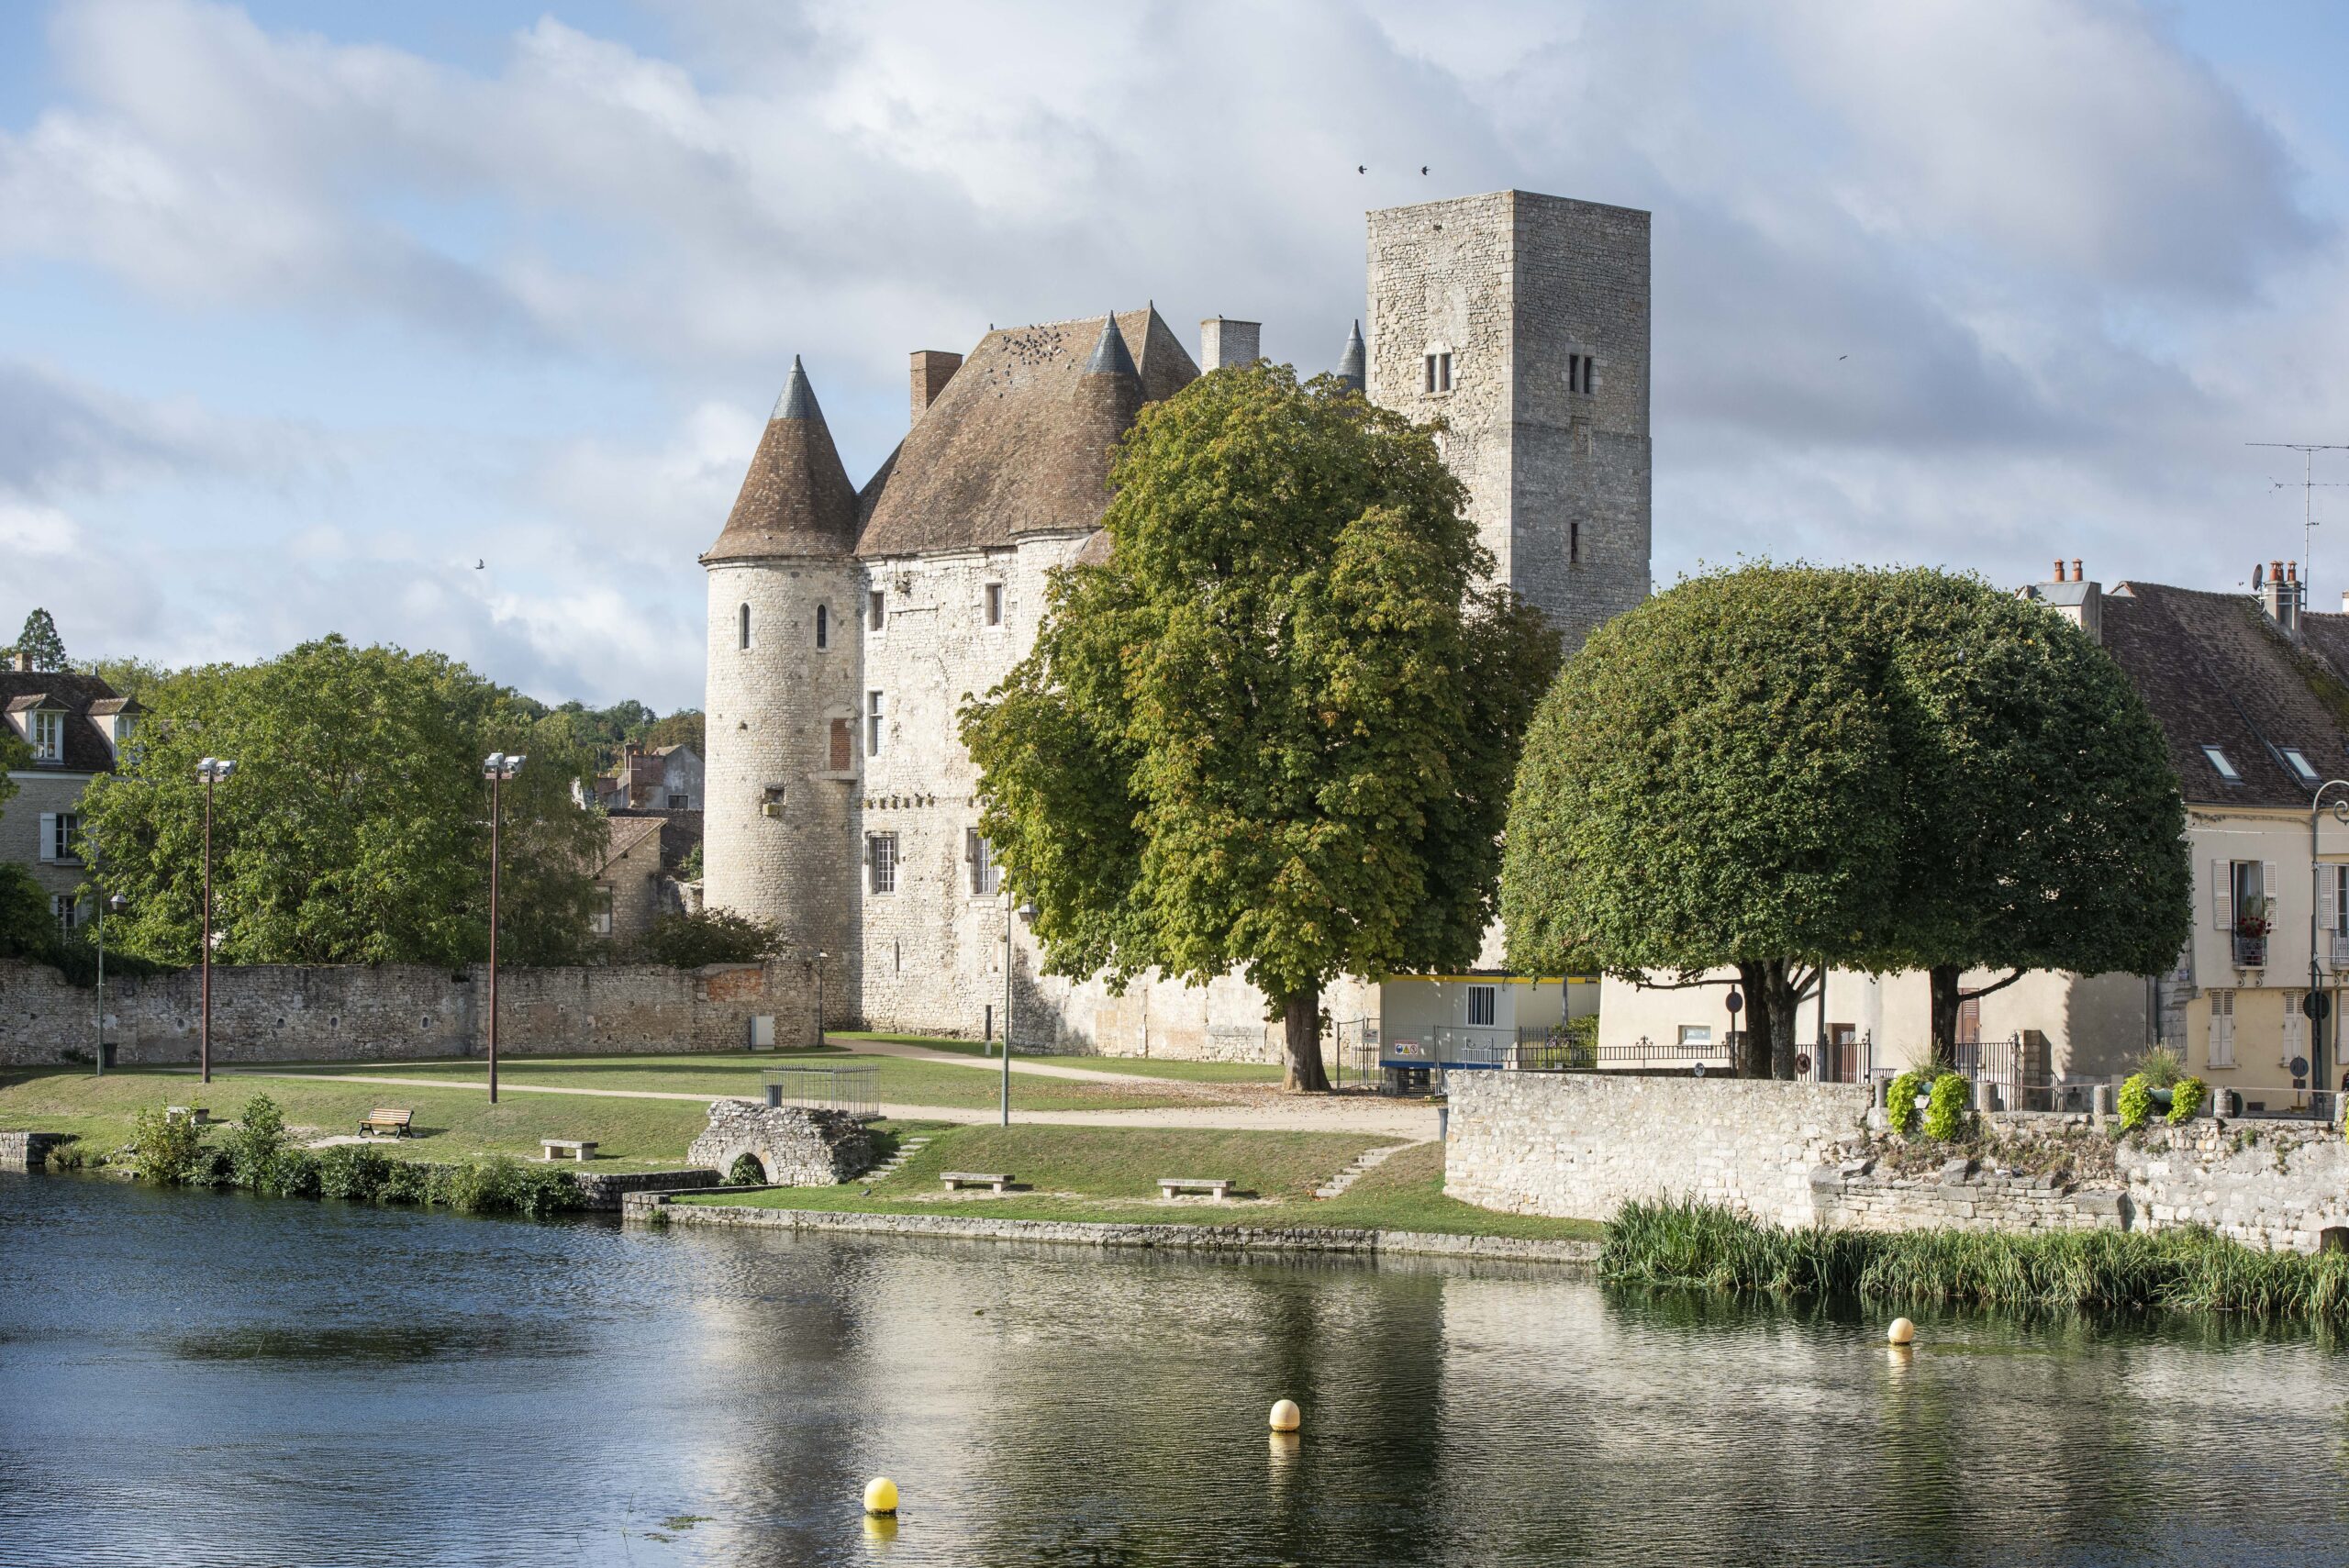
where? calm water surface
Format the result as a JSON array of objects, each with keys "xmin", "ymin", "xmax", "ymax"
[{"xmin": 4, "ymin": 1172, "xmax": 2347, "ymax": 1567}]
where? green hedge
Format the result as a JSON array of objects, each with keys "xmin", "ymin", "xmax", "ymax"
[{"xmin": 1602, "ymin": 1197, "xmax": 2349, "ymax": 1320}]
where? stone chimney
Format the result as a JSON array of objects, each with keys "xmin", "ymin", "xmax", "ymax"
[
  {"xmin": 2260, "ymin": 559, "xmax": 2300, "ymax": 636},
  {"xmin": 2022, "ymin": 558, "xmax": 2100, "ymax": 642},
  {"xmin": 1198, "ymin": 317, "xmax": 1262, "ymax": 373},
  {"xmin": 909, "ymin": 350, "xmax": 962, "ymax": 424},
  {"xmin": 11, "ymin": 650, "xmax": 28, "ymax": 673}
]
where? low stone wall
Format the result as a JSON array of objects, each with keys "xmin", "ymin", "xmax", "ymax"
[
  {"xmin": 0, "ymin": 957, "xmax": 818, "ymax": 1068},
  {"xmin": 1445, "ymin": 1073, "xmax": 2349, "ymax": 1253},
  {"xmin": 0, "ymin": 1130, "xmax": 70, "ymax": 1171},
  {"xmin": 568, "ymin": 1168, "xmax": 721, "ymax": 1211},
  {"xmin": 685, "ymin": 1102, "xmax": 872, "ymax": 1185},
  {"xmin": 624, "ymin": 1192, "xmax": 1600, "ymax": 1264}
]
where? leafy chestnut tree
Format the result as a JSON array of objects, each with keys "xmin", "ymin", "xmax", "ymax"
[{"xmin": 961, "ymin": 363, "xmax": 1559, "ymax": 1090}]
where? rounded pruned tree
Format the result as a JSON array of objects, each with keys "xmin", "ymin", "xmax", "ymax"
[
  {"xmin": 1502, "ymin": 564, "xmax": 1902, "ymax": 1076},
  {"xmin": 961, "ymin": 362, "xmax": 1560, "ymax": 1090}
]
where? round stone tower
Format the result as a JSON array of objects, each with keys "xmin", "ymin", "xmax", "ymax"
[{"xmin": 701, "ymin": 357, "xmax": 863, "ymax": 992}]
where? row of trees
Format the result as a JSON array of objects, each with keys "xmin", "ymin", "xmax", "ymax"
[{"xmin": 959, "ymin": 363, "xmax": 2191, "ymax": 1089}]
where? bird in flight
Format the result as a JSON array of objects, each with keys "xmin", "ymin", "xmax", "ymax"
[
  {"xmin": 1421, "ymin": 165, "xmax": 1429, "ymax": 175},
  {"xmin": 1357, "ymin": 164, "xmax": 1366, "ymax": 173},
  {"xmin": 475, "ymin": 559, "xmax": 485, "ymax": 569}
]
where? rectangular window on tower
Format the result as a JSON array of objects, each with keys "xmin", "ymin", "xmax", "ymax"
[
  {"xmin": 1570, "ymin": 520, "xmax": 1580, "ymax": 565},
  {"xmin": 866, "ymin": 691, "xmax": 885, "ymax": 757},
  {"xmin": 867, "ymin": 832, "xmax": 898, "ymax": 895},
  {"xmin": 829, "ymin": 717, "xmax": 852, "ymax": 773},
  {"xmin": 966, "ymin": 828, "xmax": 999, "ymax": 895},
  {"xmin": 868, "ymin": 590, "xmax": 886, "ymax": 633},
  {"xmin": 985, "ymin": 583, "xmax": 1003, "ymax": 627}
]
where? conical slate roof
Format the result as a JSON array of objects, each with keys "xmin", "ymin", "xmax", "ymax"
[
  {"xmin": 1082, "ymin": 312, "xmax": 1141, "ymax": 378},
  {"xmin": 1337, "ymin": 320, "xmax": 1365, "ymax": 392},
  {"xmin": 702, "ymin": 357, "xmax": 861, "ymax": 562}
]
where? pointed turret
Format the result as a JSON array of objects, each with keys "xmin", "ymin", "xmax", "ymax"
[
  {"xmin": 1074, "ymin": 312, "xmax": 1144, "ymax": 458},
  {"xmin": 702, "ymin": 357, "xmax": 861, "ymax": 561},
  {"xmin": 1082, "ymin": 312, "xmax": 1141, "ymax": 380},
  {"xmin": 1337, "ymin": 320, "xmax": 1365, "ymax": 394}
]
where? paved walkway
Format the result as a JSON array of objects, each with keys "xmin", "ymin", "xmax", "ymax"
[
  {"xmin": 203, "ymin": 1068, "xmax": 1438, "ymax": 1140},
  {"xmin": 829, "ymin": 1037, "xmax": 1202, "ymax": 1085}
]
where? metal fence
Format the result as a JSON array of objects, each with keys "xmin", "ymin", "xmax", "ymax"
[{"xmin": 763, "ymin": 1063, "xmax": 881, "ymax": 1120}]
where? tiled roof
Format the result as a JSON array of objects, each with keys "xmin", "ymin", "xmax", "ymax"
[
  {"xmin": 596, "ymin": 814, "xmax": 668, "ymax": 875},
  {"xmin": 855, "ymin": 307, "xmax": 1197, "ymax": 558},
  {"xmin": 702, "ymin": 357, "xmax": 862, "ymax": 562},
  {"xmin": 0, "ymin": 667, "xmax": 123, "ymax": 774},
  {"xmin": 2099, "ymin": 581, "xmax": 2349, "ymax": 807}
]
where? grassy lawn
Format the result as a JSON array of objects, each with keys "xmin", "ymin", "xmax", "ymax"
[
  {"xmin": 829, "ymin": 1032, "xmax": 1288, "ymax": 1084},
  {"xmin": 0, "ymin": 1066, "xmax": 719, "ymax": 1171},
  {"xmin": 674, "ymin": 1124, "xmax": 1602, "ymax": 1242},
  {"xmin": 250, "ymin": 1051, "xmax": 1206, "ymax": 1113}
]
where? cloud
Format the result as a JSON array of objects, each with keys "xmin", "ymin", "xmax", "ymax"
[{"xmin": 0, "ymin": 0, "xmax": 2343, "ymax": 709}]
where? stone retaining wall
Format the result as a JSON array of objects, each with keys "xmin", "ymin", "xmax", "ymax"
[
  {"xmin": 1445, "ymin": 1073, "xmax": 2349, "ymax": 1253},
  {"xmin": 0, "ymin": 1130, "xmax": 69, "ymax": 1171},
  {"xmin": 568, "ymin": 1168, "xmax": 721, "ymax": 1211},
  {"xmin": 624, "ymin": 1191, "xmax": 1600, "ymax": 1264},
  {"xmin": 0, "ymin": 957, "xmax": 818, "ymax": 1067}
]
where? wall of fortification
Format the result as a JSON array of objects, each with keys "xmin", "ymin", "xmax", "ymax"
[{"xmin": 0, "ymin": 956, "xmax": 818, "ymax": 1067}]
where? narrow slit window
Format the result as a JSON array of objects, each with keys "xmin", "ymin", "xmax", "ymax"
[
  {"xmin": 816, "ymin": 604, "xmax": 829, "ymax": 650},
  {"xmin": 738, "ymin": 604, "xmax": 751, "ymax": 650},
  {"xmin": 985, "ymin": 583, "xmax": 1003, "ymax": 627},
  {"xmin": 2201, "ymin": 745, "xmax": 2241, "ymax": 783},
  {"xmin": 1570, "ymin": 520, "xmax": 1580, "ymax": 565},
  {"xmin": 866, "ymin": 690, "xmax": 885, "ymax": 756},
  {"xmin": 868, "ymin": 590, "xmax": 885, "ymax": 632},
  {"xmin": 1439, "ymin": 352, "xmax": 1453, "ymax": 391}
]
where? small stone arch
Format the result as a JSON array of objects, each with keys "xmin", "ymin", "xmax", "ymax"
[{"xmin": 688, "ymin": 1101, "xmax": 872, "ymax": 1188}]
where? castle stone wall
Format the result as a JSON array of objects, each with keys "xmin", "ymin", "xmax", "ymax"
[{"xmin": 0, "ymin": 957, "xmax": 818, "ymax": 1067}]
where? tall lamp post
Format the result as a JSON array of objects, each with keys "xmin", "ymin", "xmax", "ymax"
[
  {"xmin": 94, "ymin": 889, "xmax": 126, "ymax": 1077},
  {"xmin": 2309, "ymin": 780, "xmax": 2349, "ymax": 1120},
  {"xmin": 195, "ymin": 757, "xmax": 237, "ymax": 1085},
  {"xmin": 815, "ymin": 951, "xmax": 828, "ymax": 1050},
  {"xmin": 1002, "ymin": 889, "xmax": 1036, "ymax": 1127},
  {"xmin": 483, "ymin": 752, "xmax": 525, "ymax": 1106}
]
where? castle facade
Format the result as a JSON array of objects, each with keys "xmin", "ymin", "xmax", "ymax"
[{"xmin": 700, "ymin": 191, "xmax": 1650, "ymax": 1055}]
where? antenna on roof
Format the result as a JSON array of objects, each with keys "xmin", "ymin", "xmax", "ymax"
[{"xmin": 2249, "ymin": 440, "xmax": 2349, "ymax": 608}]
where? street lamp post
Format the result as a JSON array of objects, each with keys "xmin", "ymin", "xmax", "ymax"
[
  {"xmin": 816, "ymin": 951, "xmax": 828, "ymax": 1050},
  {"xmin": 2309, "ymin": 781, "xmax": 2349, "ymax": 1120},
  {"xmin": 95, "ymin": 889, "xmax": 126, "ymax": 1077},
  {"xmin": 195, "ymin": 757, "xmax": 237, "ymax": 1085},
  {"xmin": 483, "ymin": 752, "xmax": 525, "ymax": 1106}
]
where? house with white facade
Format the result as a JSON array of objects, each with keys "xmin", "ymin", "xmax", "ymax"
[{"xmin": 1, "ymin": 651, "xmax": 139, "ymax": 931}]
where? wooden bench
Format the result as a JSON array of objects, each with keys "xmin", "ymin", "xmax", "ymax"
[
  {"xmin": 941, "ymin": 1171, "xmax": 1014, "ymax": 1194},
  {"xmin": 540, "ymin": 1139, "xmax": 597, "ymax": 1162},
  {"xmin": 164, "ymin": 1106, "xmax": 210, "ymax": 1126},
  {"xmin": 357, "ymin": 1108, "xmax": 413, "ymax": 1139},
  {"xmin": 1158, "ymin": 1177, "xmax": 1234, "ymax": 1201}
]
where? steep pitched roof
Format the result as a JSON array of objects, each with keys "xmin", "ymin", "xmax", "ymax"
[
  {"xmin": 703, "ymin": 358, "xmax": 861, "ymax": 562},
  {"xmin": 2099, "ymin": 581, "xmax": 2349, "ymax": 807},
  {"xmin": 0, "ymin": 667, "xmax": 124, "ymax": 773},
  {"xmin": 595, "ymin": 814, "xmax": 667, "ymax": 876},
  {"xmin": 855, "ymin": 306, "xmax": 1196, "ymax": 557}
]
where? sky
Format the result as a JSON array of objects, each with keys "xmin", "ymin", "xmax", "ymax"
[{"xmin": 6, "ymin": 0, "xmax": 2349, "ymax": 713}]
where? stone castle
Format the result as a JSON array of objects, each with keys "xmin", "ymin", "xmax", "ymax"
[{"xmin": 700, "ymin": 190, "xmax": 1650, "ymax": 1056}]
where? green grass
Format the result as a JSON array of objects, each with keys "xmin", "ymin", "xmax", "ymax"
[
  {"xmin": 835, "ymin": 1033, "xmax": 1287, "ymax": 1084},
  {"xmin": 1603, "ymin": 1197, "xmax": 2349, "ymax": 1320},
  {"xmin": 674, "ymin": 1124, "xmax": 1602, "ymax": 1242},
  {"xmin": 0, "ymin": 1067, "xmax": 719, "ymax": 1171},
  {"xmin": 249, "ymin": 1051, "xmax": 1205, "ymax": 1112}
]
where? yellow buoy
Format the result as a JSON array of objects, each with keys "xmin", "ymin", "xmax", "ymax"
[
  {"xmin": 1268, "ymin": 1398, "xmax": 1301, "ymax": 1432},
  {"xmin": 863, "ymin": 1476, "xmax": 899, "ymax": 1516},
  {"xmin": 1887, "ymin": 1317, "xmax": 1915, "ymax": 1346}
]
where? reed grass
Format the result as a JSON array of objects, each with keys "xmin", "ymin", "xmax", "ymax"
[{"xmin": 1603, "ymin": 1198, "xmax": 2349, "ymax": 1320}]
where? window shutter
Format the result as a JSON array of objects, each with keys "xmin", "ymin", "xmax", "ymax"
[
  {"xmin": 963, "ymin": 828, "xmax": 977, "ymax": 863},
  {"xmin": 863, "ymin": 835, "xmax": 874, "ymax": 866},
  {"xmin": 37, "ymin": 813, "xmax": 55, "ymax": 863},
  {"xmin": 2323, "ymin": 868, "xmax": 2337, "ymax": 931},
  {"xmin": 2263, "ymin": 862, "xmax": 2278, "ymax": 911},
  {"xmin": 2212, "ymin": 861, "xmax": 2231, "ymax": 930}
]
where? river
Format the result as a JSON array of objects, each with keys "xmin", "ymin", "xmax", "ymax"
[{"xmin": 2, "ymin": 1172, "xmax": 2345, "ymax": 1566}]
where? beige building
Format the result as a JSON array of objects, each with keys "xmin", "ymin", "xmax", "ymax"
[
  {"xmin": 1, "ymin": 652, "xmax": 138, "ymax": 932},
  {"xmin": 589, "ymin": 815, "xmax": 668, "ymax": 954},
  {"xmin": 1602, "ymin": 562, "xmax": 2349, "ymax": 1111}
]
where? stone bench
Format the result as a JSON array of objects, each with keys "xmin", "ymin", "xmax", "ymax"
[
  {"xmin": 541, "ymin": 1139, "xmax": 598, "ymax": 1162},
  {"xmin": 165, "ymin": 1106, "xmax": 210, "ymax": 1126},
  {"xmin": 941, "ymin": 1171, "xmax": 1013, "ymax": 1194},
  {"xmin": 1158, "ymin": 1177, "xmax": 1234, "ymax": 1200}
]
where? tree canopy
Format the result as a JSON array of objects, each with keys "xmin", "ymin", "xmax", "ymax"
[
  {"xmin": 1501, "ymin": 563, "xmax": 2189, "ymax": 1073},
  {"xmin": 78, "ymin": 637, "xmax": 607, "ymax": 968},
  {"xmin": 9, "ymin": 607, "xmax": 66, "ymax": 671},
  {"xmin": 961, "ymin": 361, "xmax": 1559, "ymax": 1089}
]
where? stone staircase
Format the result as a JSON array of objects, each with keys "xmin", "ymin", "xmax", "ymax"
[
  {"xmin": 865, "ymin": 1134, "xmax": 932, "ymax": 1184},
  {"xmin": 1314, "ymin": 1143, "xmax": 1410, "ymax": 1200}
]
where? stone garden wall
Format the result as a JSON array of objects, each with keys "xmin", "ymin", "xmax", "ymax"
[
  {"xmin": 1446, "ymin": 1073, "xmax": 2349, "ymax": 1253},
  {"xmin": 0, "ymin": 956, "xmax": 818, "ymax": 1067}
]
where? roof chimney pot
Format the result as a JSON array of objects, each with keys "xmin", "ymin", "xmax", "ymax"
[
  {"xmin": 909, "ymin": 350, "xmax": 963, "ymax": 425},
  {"xmin": 2070, "ymin": 558, "xmax": 2082, "ymax": 582},
  {"xmin": 1198, "ymin": 317, "xmax": 1263, "ymax": 373}
]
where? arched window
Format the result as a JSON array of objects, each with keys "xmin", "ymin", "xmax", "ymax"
[
  {"xmin": 738, "ymin": 604, "xmax": 751, "ymax": 650},
  {"xmin": 816, "ymin": 604, "xmax": 829, "ymax": 650}
]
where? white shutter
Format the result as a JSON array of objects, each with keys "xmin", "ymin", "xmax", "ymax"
[
  {"xmin": 36, "ymin": 813, "xmax": 55, "ymax": 863},
  {"xmin": 2209, "ymin": 990, "xmax": 2234, "ymax": 1068},
  {"xmin": 2212, "ymin": 861, "xmax": 2232, "ymax": 930},
  {"xmin": 2322, "ymin": 867, "xmax": 2338, "ymax": 931},
  {"xmin": 2263, "ymin": 862, "xmax": 2278, "ymax": 906}
]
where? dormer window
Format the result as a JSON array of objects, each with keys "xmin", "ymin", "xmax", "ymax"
[
  {"xmin": 2282, "ymin": 747, "xmax": 2321, "ymax": 786},
  {"xmin": 29, "ymin": 709, "xmax": 61, "ymax": 762},
  {"xmin": 2201, "ymin": 745, "xmax": 2242, "ymax": 783}
]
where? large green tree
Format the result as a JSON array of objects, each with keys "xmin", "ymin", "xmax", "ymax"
[
  {"xmin": 78, "ymin": 637, "xmax": 606, "ymax": 968},
  {"xmin": 1502, "ymin": 566, "xmax": 1904, "ymax": 1076},
  {"xmin": 961, "ymin": 363, "xmax": 1559, "ymax": 1090},
  {"xmin": 9, "ymin": 607, "xmax": 66, "ymax": 671},
  {"xmin": 1869, "ymin": 572, "xmax": 2189, "ymax": 1061}
]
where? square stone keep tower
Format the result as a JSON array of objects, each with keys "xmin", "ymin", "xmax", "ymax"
[{"xmin": 1367, "ymin": 190, "xmax": 1652, "ymax": 651}]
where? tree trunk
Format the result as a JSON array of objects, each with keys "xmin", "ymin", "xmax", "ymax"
[
  {"xmin": 1766, "ymin": 963, "xmax": 1801, "ymax": 1081},
  {"xmin": 1281, "ymin": 987, "xmax": 1330, "ymax": 1093},
  {"xmin": 1734, "ymin": 962, "xmax": 1773, "ymax": 1078},
  {"xmin": 1927, "ymin": 965, "xmax": 1962, "ymax": 1071}
]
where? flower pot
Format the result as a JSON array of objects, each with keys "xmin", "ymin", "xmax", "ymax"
[{"xmin": 2148, "ymin": 1087, "xmax": 2175, "ymax": 1109}]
